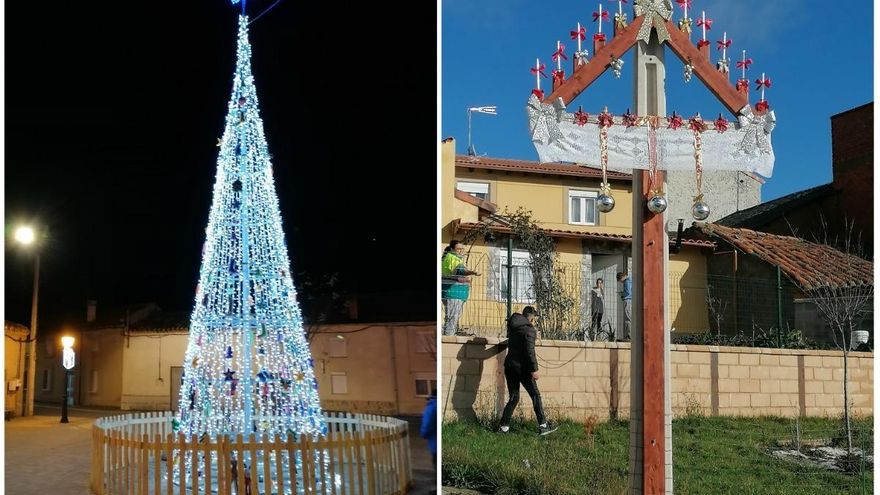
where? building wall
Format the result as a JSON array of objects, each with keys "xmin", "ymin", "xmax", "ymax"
[
  {"xmin": 310, "ymin": 323, "xmax": 437, "ymax": 415},
  {"xmin": 442, "ymin": 337, "xmax": 873, "ymax": 421},
  {"xmin": 4, "ymin": 324, "xmax": 28, "ymax": 415},
  {"xmin": 666, "ymin": 170, "xmax": 761, "ymax": 229},
  {"xmin": 669, "ymin": 248, "xmax": 710, "ymax": 333},
  {"xmin": 120, "ymin": 332, "xmax": 189, "ymax": 410},
  {"xmin": 454, "ymin": 169, "xmax": 634, "ymax": 235},
  {"xmin": 80, "ymin": 328, "xmax": 126, "ymax": 407},
  {"xmin": 441, "ymin": 138, "xmax": 458, "ymax": 241}
]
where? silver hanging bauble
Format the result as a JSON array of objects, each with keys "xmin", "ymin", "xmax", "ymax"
[
  {"xmin": 692, "ymin": 200, "xmax": 711, "ymax": 220},
  {"xmin": 597, "ymin": 193, "xmax": 616, "ymax": 213},
  {"xmin": 647, "ymin": 195, "xmax": 668, "ymax": 214}
]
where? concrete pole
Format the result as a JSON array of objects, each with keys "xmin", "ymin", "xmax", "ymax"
[
  {"xmin": 23, "ymin": 253, "xmax": 40, "ymax": 417},
  {"xmin": 629, "ymin": 31, "xmax": 673, "ymax": 494}
]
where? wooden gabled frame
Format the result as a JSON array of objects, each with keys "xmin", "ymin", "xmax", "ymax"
[{"xmin": 545, "ymin": 17, "xmax": 760, "ymax": 117}]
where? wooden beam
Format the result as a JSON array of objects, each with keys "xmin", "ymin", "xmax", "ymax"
[
  {"xmin": 662, "ymin": 19, "xmax": 750, "ymax": 116},
  {"xmin": 641, "ymin": 169, "xmax": 666, "ymax": 494},
  {"xmin": 544, "ymin": 20, "xmax": 640, "ymax": 106}
]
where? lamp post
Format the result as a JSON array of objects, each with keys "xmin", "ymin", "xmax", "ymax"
[
  {"xmin": 13, "ymin": 225, "xmax": 40, "ymax": 417},
  {"xmin": 60, "ymin": 335, "xmax": 75, "ymax": 424}
]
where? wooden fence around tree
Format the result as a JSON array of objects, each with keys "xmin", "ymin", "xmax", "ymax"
[{"xmin": 90, "ymin": 411, "xmax": 412, "ymax": 495}]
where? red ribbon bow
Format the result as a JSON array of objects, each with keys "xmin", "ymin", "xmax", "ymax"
[
  {"xmin": 552, "ymin": 69, "xmax": 565, "ymax": 85},
  {"xmin": 593, "ymin": 10, "xmax": 610, "ymax": 22},
  {"xmin": 552, "ymin": 44, "xmax": 568, "ymax": 62},
  {"xmin": 594, "ymin": 33, "xmax": 607, "ymax": 42},
  {"xmin": 755, "ymin": 77, "xmax": 772, "ymax": 90},
  {"xmin": 696, "ymin": 17, "xmax": 713, "ymax": 29},
  {"xmin": 676, "ymin": 0, "xmax": 692, "ymax": 9},
  {"xmin": 736, "ymin": 58, "xmax": 753, "ymax": 70},
  {"xmin": 575, "ymin": 107, "xmax": 590, "ymax": 126},
  {"xmin": 714, "ymin": 114, "xmax": 729, "ymax": 133},
  {"xmin": 756, "ymin": 100, "xmax": 770, "ymax": 112},
  {"xmin": 531, "ymin": 89, "xmax": 545, "ymax": 100},
  {"xmin": 688, "ymin": 115, "xmax": 706, "ymax": 133},
  {"xmin": 570, "ymin": 26, "xmax": 586, "ymax": 41},
  {"xmin": 597, "ymin": 111, "xmax": 614, "ymax": 128},
  {"xmin": 735, "ymin": 79, "xmax": 749, "ymax": 92},
  {"xmin": 622, "ymin": 110, "xmax": 639, "ymax": 128},
  {"xmin": 530, "ymin": 64, "xmax": 548, "ymax": 78},
  {"xmin": 716, "ymin": 39, "xmax": 732, "ymax": 50},
  {"xmin": 667, "ymin": 111, "xmax": 683, "ymax": 130},
  {"xmin": 697, "ymin": 39, "xmax": 710, "ymax": 48}
]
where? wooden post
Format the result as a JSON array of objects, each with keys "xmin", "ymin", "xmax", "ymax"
[{"xmin": 630, "ymin": 30, "xmax": 671, "ymax": 495}]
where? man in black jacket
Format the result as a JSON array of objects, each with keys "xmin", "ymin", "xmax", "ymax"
[{"xmin": 498, "ymin": 306, "xmax": 557, "ymax": 435}]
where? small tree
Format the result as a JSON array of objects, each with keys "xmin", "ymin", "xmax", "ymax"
[
  {"xmin": 705, "ymin": 284, "xmax": 729, "ymax": 341},
  {"xmin": 805, "ymin": 220, "xmax": 873, "ymax": 454}
]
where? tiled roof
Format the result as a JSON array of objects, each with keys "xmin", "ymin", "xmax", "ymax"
[
  {"xmin": 457, "ymin": 222, "xmax": 715, "ymax": 248},
  {"xmin": 456, "ymin": 155, "xmax": 632, "ymax": 180},
  {"xmin": 694, "ymin": 223, "xmax": 873, "ymax": 290},
  {"xmin": 454, "ymin": 190, "xmax": 497, "ymax": 213},
  {"xmin": 717, "ymin": 183, "xmax": 837, "ymax": 229}
]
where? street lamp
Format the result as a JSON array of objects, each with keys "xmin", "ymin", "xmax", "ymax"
[
  {"xmin": 13, "ymin": 224, "xmax": 40, "ymax": 417},
  {"xmin": 60, "ymin": 335, "xmax": 75, "ymax": 424}
]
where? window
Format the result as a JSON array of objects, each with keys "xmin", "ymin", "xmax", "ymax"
[
  {"xmin": 569, "ymin": 189, "xmax": 598, "ymax": 225},
  {"xmin": 457, "ymin": 181, "xmax": 490, "ymax": 200},
  {"xmin": 330, "ymin": 372, "xmax": 348, "ymax": 395},
  {"xmin": 498, "ymin": 250, "xmax": 535, "ymax": 303},
  {"xmin": 327, "ymin": 336, "xmax": 347, "ymax": 358},
  {"xmin": 415, "ymin": 377, "xmax": 437, "ymax": 398},
  {"xmin": 89, "ymin": 369, "xmax": 99, "ymax": 393},
  {"xmin": 41, "ymin": 369, "xmax": 51, "ymax": 391}
]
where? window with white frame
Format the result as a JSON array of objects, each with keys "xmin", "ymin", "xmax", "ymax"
[
  {"xmin": 457, "ymin": 181, "xmax": 490, "ymax": 200},
  {"xmin": 498, "ymin": 250, "xmax": 535, "ymax": 303},
  {"xmin": 41, "ymin": 369, "xmax": 51, "ymax": 391},
  {"xmin": 414, "ymin": 374, "xmax": 437, "ymax": 397},
  {"xmin": 89, "ymin": 369, "xmax": 99, "ymax": 393},
  {"xmin": 569, "ymin": 189, "xmax": 598, "ymax": 225},
  {"xmin": 330, "ymin": 372, "xmax": 348, "ymax": 395}
]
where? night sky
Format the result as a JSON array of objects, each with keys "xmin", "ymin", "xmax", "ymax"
[{"xmin": 5, "ymin": 1, "xmax": 437, "ymax": 326}]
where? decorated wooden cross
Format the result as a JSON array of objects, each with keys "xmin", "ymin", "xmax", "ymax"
[{"xmin": 526, "ymin": 1, "xmax": 776, "ymax": 493}]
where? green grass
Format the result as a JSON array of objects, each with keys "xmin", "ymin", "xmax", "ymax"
[{"xmin": 442, "ymin": 416, "xmax": 873, "ymax": 495}]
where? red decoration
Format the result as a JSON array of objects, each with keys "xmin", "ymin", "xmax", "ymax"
[
  {"xmin": 552, "ymin": 69, "xmax": 565, "ymax": 86},
  {"xmin": 622, "ymin": 109, "xmax": 639, "ymax": 128},
  {"xmin": 593, "ymin": 10, "xmax": 610, "ymax": 22},
  {"xmin": 696, "ymin": 17, "xmax": 713, "ymax": 30},
  {"xmin": 575, "ymin": 106, "xmax": 590, "ymax": 126},
  {"xmin": 697, "ymin": 39, "xmax": 710, "ymax": 48},
  {"xmin": 552, "ymin": 44, "xmax": 568, "ymax": 62},
  {"xmin": 756, "ymin": 100, "xmax": 770, "ymax": 112},
  {"xmin": 593, "ymin": 33, "xmax": 606, "ymax": 42},
  {"xmin": 667, "ymin": 112, "xmax": 683, "ymax": 130},
  {"xmin": 714, "ymin": 114, "xmax": 729, "ymax": 133},
  {"xmin": 736, "ymin": 58, "xmax": 753, "ymax": 70},
  {"xmin": 736, "ymin": 79, "xmax": 749, "ymax": 92},
  {"xmin": 530, "ymin": 64, "xmax": 548, "ymax": 79},
  {"xmin": 597, "ymin": 110, "xmax": 614, "ymax": 128},
  {"xmin": 688, "ymin": 115, "xmax": 706, "ymax": 133},
  {"xmin": 531, "ymin": 88, "xmax": 545, "ymax": 100},
  {"xmin": 755, "ymin": 77, "xmax": 772, "ymax": 90},
  {"xmin": 716, "ymin": 39, "xmax": 732, "ymax": 50},
  {"xmin": 570, "ymin": 26, "xmax": 586, "ymax": 41},
  {"xmin": 675, "ymin": 0, "xmax": 693, "ymax": 10}
]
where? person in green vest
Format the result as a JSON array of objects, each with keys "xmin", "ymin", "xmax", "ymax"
[{"xmin": 442, "ymin": 240, "xmax": 480, "ymax": 335}]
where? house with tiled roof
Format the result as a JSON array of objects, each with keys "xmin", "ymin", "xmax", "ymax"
[
  {"xmin": 441, "ymin": 138, "xmax": 717, "ymax": 338},
  {"xmin": 717, "ymin": 103, "xmax": 873, "ymax": 259},
  {"xmin": 691, "ymin": 222, "xmax": 873, "ymax": 344}
]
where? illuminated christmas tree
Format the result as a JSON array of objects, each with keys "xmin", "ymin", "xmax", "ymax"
[{"xmin": 175, "ymin": 13, "xmax": 326, "ymax": 440}]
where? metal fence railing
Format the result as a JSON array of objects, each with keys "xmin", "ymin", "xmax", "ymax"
[{"xmin": 444, "ymin": 254, "xmax": 873, "ymax": 349}]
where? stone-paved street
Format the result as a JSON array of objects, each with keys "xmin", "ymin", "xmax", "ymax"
[{"xmin": 5, "ymin": 404, "xmax": 436, "ymax": 495}]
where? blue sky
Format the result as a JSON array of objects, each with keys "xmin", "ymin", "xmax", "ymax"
[{"xmin": 441, "ymin": 0, "xmax": 873, "ymax": 201}]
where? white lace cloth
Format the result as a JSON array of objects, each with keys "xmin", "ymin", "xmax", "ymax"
[{"xmin": 527, "ymin": 94, "xmax": 776, "ymax": 178}]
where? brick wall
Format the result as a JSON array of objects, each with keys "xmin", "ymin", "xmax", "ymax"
[{"xmin": 441, "ymin": 336, "xmax": 873, "ymax": 421}]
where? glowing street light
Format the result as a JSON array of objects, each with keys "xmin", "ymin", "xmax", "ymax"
[
  {"xmin": 14, "ymin": 226, "xmax": 35, "ymax": 245},
  {"xmin": 60, "ymin": 335, "xmax": 75, "ymax": 424}
]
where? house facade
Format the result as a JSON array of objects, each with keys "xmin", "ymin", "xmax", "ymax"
[
  {"xmin": 441, "ymin": 138, "xmax": 714, "ymax": 338},
  {"xmin": 4, "ymin": 321, "xmax": 29, "ymax": 417},
  {"xmin": 35, "ymin": 303, "xmax": 435, "ymax": 415}
]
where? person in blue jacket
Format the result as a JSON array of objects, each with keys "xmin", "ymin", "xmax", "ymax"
[{"xmin": 420, "ymin": 392, "xmax": 437, "ymax": 465}]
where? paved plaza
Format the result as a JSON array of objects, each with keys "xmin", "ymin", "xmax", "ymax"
[{"xmin": 5, "ymin": 404, "xmax": 435, "ymax": 495}]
